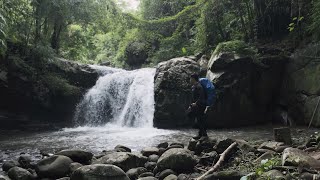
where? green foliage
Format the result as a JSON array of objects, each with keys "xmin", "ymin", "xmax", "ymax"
[
  {"xmin": 213, "ymin": 40, "xmax": 257, "ymax": 57},
  {"xmin": 310, "ymin": 0, "xmax": 320, "ymax": 40},
  {"xmin": 255, "ymin": 157, "xmax": 281, "ymax": 176}
]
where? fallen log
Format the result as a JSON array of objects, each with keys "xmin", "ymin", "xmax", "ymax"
[{"xmin": 195, "ymin": 142, "xmax": 238, "ymax": 180}]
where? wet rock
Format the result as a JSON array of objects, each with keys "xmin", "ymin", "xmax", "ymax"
[
  {"xmin": 0, "ymin": 175, "xmax": 10, "ymax": 180},
  {"xmin": 71, "ymin": 164, "xmax": 130, "ymax": 180},
  {"xmin": 170, "ymin": 143, "xmax": 184, "ymax": 148},
  {"xmin": 93, "ymin": 152, "xmax": 147, "ymax": 172},
  {"xmin": 8, "ymin": 167, "xmax": 33, "ymax": 180},
  {"xmin": 148, "ymin": 155, "xmax": 159, "ymax": 162},
  {"xmin": 259, "ymin": 170, "xmax": 285, "ymax": 180},
  {"xmin": 259, "ymin": 141, "xmax": 287, "ymax": 152},
  {"xmin": 282, "ymin": 148, "xmax": 320, "ymax": 169},
  {"xmin": 139, "ymin": 172, "xmax": 154, "ymax": 178},
  {"xmin": 55, "ymin": 150, "xmax": 93, "ymax": 164},
  {"xmin": 157, "ymin": 148, "xmax": 196, "ymax": 173},
  {"xmin": 206, "ymin": 50, "xmax": 289, "ymax": 128},
  {"xmin": 158, "ymin": 148, "xmax": 166, "ymax": 156},
  {"xmin": 273, "ymin": 127, "xmax": 292, "ymax": 145},
  {"xmin": 153, "ymin": 57, "xmax": 200, "ymax": 128},
  {"xmin": 57, "ymin": 178, "xmax": 70, "ymax": 180},
  {"xmin": 195, "ymin": 138, "xmax": 216, "ymax": 155},
  {"xmin": 300, "ymin": 172, "xmax": 320, "ymax": 180},
  {"xmin": 2, "ymin": 160, "xmax": 20, "ymax": 172},
  {"xmin": 177, "ymin": 174, "xmax": 188, "ymax": 180},
  {"xmin": 187, "ymin": 139, "xmax": 197, "ymax": 151},
  {"xmin": 203, "ymin": 170, "xmax": 246, "ymax": 180},
  {"xmin": 18, "ymin": 154, "xmax": 32, "ymax": 169},
  {"xmin": 137, "ymin": 177, "xmax": 158, "ymax": 180},
  {"xmin": 69, "ymin": 162, "xmax": 83, "ymax": 173},
  {"xmin": 165, "ymin": 145, "xmax": 183, "ymax": 152},
  {"xmin": 35, "ymin": 155, "xmax": 73, "ymax": 179},
  {"xmin": 215, "ymin": 138, "xmax": 236, "ymax": 154},
  {"xmin": 115, "ymin": 145, "xmax": 132, "ymax": 153},
  {"xmin": 157, "ymin": 142, "xmax": 169, "ymax": 149},
  {"xmin": 126, "ymin": 167, "xmax": 148, "ymax": 180},
  {"xmin": 141, "ymin": 148, "xmax": 159, "ymax": 156},
  {"xmin": 145, "ymin": 162, "xmax": 157, "ymax": 171},
  {"xmin": 199, "ymin": 151, "xmax": 219, "ymax": 166},
  {"xmin": 164, "ymin": 174, "xmax": 178, "ymax": 180},
  {"xmin": 158, "ymin": 169, "xmax": 176, "ymax": 180},
  {"xmin": 254, "ymin": 152, "xmax": 275, "ymax": 163},
  {"xmin": 235, "ymin": 139, "xmax": 255, "ymax": 153}
]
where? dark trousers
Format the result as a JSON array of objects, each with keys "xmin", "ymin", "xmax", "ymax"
[{"xmin": 187, "ymin": 104, "xmax": 207, "ymax": 137}]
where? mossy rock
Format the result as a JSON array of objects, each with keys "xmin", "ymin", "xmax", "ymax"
[{"xmin": 213, "ymin": 40, "xmax": 257, "ymax": 57}]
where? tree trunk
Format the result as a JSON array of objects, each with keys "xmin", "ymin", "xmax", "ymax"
[
  {"xmin": 34, "ymin": 0, "xmax": 41, "ymax": 45},
  {"xmin": 51, "ymin": 18, "xmax": 63, "ymax": 52}
]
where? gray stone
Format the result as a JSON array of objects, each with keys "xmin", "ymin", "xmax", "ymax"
[
  {"xmin": 115, "ymin": 145, "xmax": 132, "ymax": 153},
  {"xmin": 126, "ymin": 167, "xmax": 148, "ymax": 180},
  {"xmin": 157, "ymin": 142, "xmax": 169, "ymax": 149},
  {"xmin": 282, "ymin": 148, "xmax": 320, "ymax": 169},
  {"xmin": 215, "ymin": 138, "xmax": 236, "ymax": 154},
  {"xmin": 2, "ymin": 160, "xmax": 20, "ymax": 172},
  {"xmin": 55, "ymin": 150, "xmax": 93, "ymax": 164},
  {"xmin": 157, "ymin": 149, "xmax": 197, "ymax": 172},
  {"xmin": 71, "ymin": 164, "xmax": 130, "ymax": 180},
  {"xmin": 8, "ymin": 167, "xmax": 33, "ymax": 180},
  {"xmin": 18, "ymin": 154, "xmax": 32, "ymax": 169},
  {"xmin": 69, "ymin": 162, "xmax": 83, "ymax": 173},
  {"xmin": 259, "ymin": 141, "xmax": 286, "ymax": 152},
  {"xmin": 273, "ymin": 127, "xmax": 292, "ymax": 145},
  {"xmin": 177, "ymin": 174, "xmax": 188, "ymax": 180},
  {"xmin": 187, "ymin": 138, "xmax": 197, "ymax": 151},
  {"xmin": 259, "ymin": 170, "xmax": 285, "ymax": 180},
  {"xmin": 93, "ymin": 152, "xmax": 147, "ymax": 172},
  {"xmin": 57, "ymin": 178, "xmax": 70, "ymax": 180},
  {"xmin": 139, "ymin": 172, "xmax": 154, "ymax": 178},
  {"xmin": 141, "ymin": 148, "xmax": 159, "ymax": 156},
  {"xmin": 145, "ymin": 162, "xmax": 157, "ymax": 171},
  {"xmin": 148, "ymin": 155, "xmax": 159, "ymax": 162},
  {"xmin": 35, "ymin": 155, "xmax": 73, "ymax": 179},
  {"xmin": 158, "ymin": 169, "xmax": 176, "ymax": 180},
  {"xmin": 0, "ymin": 175, "xmax": 10, "ymax": 180},
  {"xmin": 164, "ymin": 174, "xmax": 177, "ymax": 180},
  {"xmin": 137, "ymin": 177, "xmax": 157, "ymax": 180},
  {"xmin": 203, "ymin": 170, "xmax": 246, "ymax": 180}
]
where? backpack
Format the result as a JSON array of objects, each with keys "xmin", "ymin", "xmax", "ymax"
[{"xmin": 199, "ymin": 78, "xmax": 216, "ymax": 106}]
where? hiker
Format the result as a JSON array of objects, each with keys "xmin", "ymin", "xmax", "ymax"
[{"xmin": 188, "ymin": 74, "xmax": 209, "ymax": 139}]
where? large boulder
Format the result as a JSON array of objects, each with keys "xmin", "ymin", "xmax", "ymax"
[
  {"xmin": 7, "ymin": 167, "xmax": 33, "ymax": 180},
  {"xmin": 71, "ymin": 164, "xmax": 130, "ymax": 180},
  {"xmin": 280, "ymin": 44, "xmax": 320, "ymax": 126},
  {"xmin": 154, "ymin": 57, "xmax": 200, "ymax": 128},
  {"xmin": 0, "ymin": 55, "xmax": 99, "ymax": 129},
  {"xmin": 93, "ymin": 152, "xmax": 147, "ymax": 172},
  {"xmin": 55, "ymin": 149, "xmax": 93, "ymax": 164},
  {"xmin": 206, "ymin": 49, "xmax": 288, "ymax": 127},
  {"xmin": 282, "ymin": 148, "xmax": 320, "ymax": 169},
  {"xmin": 35, "ymin": 155, "xmax": 73, "ymax": 179},
  {"xmin": 157, "ymin": 148, "xmax": 197, "ymax": 173}
]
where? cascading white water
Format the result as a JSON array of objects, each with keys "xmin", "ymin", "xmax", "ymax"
[{"xmin": 74, "ymin": 66, "xmax": 156, "ymax": 128}]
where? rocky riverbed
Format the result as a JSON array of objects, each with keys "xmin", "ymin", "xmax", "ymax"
[{"xmin": 1, "ymin": 127, "xmax": 320, "ymax": 180}]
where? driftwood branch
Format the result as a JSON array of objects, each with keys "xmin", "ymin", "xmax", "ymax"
[{"xmin": 196, "ymin": 142, "xmax": 238, "ymax": 180}]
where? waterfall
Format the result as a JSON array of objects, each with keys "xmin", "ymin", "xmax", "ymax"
[{"xmin": 74, "ymin": 66, "xmax": 156, "ymax": 128}]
